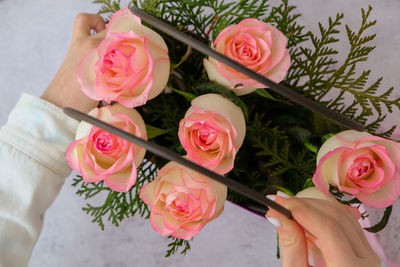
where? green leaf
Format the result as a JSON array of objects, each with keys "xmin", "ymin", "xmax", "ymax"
[
  {"xmin": 304, "ymin": 135, "xmax": 319, "ymax": 154},
  {"xmin": 170, "ymin": 87, "xmax": 197, "ymax": 102},
  {"xmin": 254, "ymin": 89, "xmax": 278, "ymax": 101},
  {"xmin": 364, "ymin": 205, "xmax": 393, "ymax": 233},
  {"xmin": 270, "ymin": 184, "xmax": 295, "ymax": 196},
  {"xmin": 322, "ymin": 133, "xmax": 335, "ymax": 143},
  {"xmin": 303, "ymin": 179, "xmax": 314, "ymax": 189},
  {"xmin": 146, "ymin": 124, "xmax": 169, "ymax": 139}
]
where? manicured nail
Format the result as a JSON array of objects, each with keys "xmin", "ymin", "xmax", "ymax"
[
  {"xmin": 266, "ymin": 194, "xmax": 276, "ymax": 201},
  {"xmin": 277, "ymin": 191, "xmax": 291, "ymax": 199},
  {"xmin": 266, "ymin": 216, "xmax": 282, "ymax": 228}
]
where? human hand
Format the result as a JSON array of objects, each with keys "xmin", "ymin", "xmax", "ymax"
[
  {"xmin": 41, "ymin": 13, "xmax": 106, "ymax": 112},
  {"xmin": 265, "ymin": 194, "xmax": 380, "ymax": 267}
]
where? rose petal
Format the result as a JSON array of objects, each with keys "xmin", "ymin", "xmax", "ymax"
[
  {"xmin": 356, "ymin": 171, "xmax": 400, "ymax": 208},
  {"xmin": 104, "ymin": 165, "xmax": 137, "ymax": 192},
  {"xmin": 204, "ymin": 58, "xmax": 232, "ymax": 88},
  {"xmin": 77, "ymin": 49, "xmax": 102, "ymax": 101},
  {"xmin": 106, "ymin": 7, "xmax": 142, "ymax": 35},
  {"xmin": 189, "ymin": 94, "xmax": 246, "ymax": 148},
  {"xmin": 313, "ymin": 148, "xmax": 346, "ymax": 195},
  {"xmin": 150, "ymin": 209, "xmax": 171, "ymax": 236},
  {"xmin": 263, "ymin": 48, "xmax": 291, "ymax": 83},
  {"xmin": 140, "ymin": 179, "xmax": 160, "ymax": 206}
]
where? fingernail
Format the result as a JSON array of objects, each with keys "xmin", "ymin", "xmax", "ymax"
[
  {"xmin": 266, "ymin": 194, "xmax": 276, "ymax": 201},
  {"xmin": 277, "ymin": 191, "xmax": 291, "ymax": 199},
  {"xmin": 265, "ymin": 216, "xmax": 282, "ymax": 228}
]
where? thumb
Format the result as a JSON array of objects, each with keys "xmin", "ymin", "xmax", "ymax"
[{"xmin": 266, "ymin": 196, "xmax": 310, "ymax": 267}]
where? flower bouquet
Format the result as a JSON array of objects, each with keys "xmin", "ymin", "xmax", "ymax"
[{"xmin": 67, "ymin": 0, "xmax": 400, "ymax": 258}]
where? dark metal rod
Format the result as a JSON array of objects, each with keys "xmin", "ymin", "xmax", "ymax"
[
  {"xmin": 130, "ymin": 6, "xmax": 365, "ymax": 132},
  {"xmin": 64, "ymin": 107, "xmax": 293, "ymax": 219}
]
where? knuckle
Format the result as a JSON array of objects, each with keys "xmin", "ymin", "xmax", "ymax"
[
  {"xmin": 75, "ymin": 13, "xmax": 87, "ymax": 22},
  {"xmin": 279, "ymin": 235, "xmax": 300, "ymax": 248}
]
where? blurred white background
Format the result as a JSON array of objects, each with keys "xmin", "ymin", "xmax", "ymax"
[{"xmin": 0, "ymin": 0, "xmax": 399, "ymax": 266}]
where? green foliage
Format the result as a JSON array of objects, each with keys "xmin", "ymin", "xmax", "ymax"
[
  {"xmin": 290, "ymin": 6, "xmax": 399, "ymax": 135},
  {"xmin": 266, "ymin": 0, "xmax": 308, "ymax": 48},
  {"xmin": 146, "ymin": 124, "xmax": 170, "ymax": 139},
  {"xmin": 71, "ymin": 161, "xmax": 156, "ymax": 230},
  {"xmin": 248, "ymin": 115, "xmax": 315, "ymax": 179},
  {"xmin": 165, "ymin": 236, "xmax": 191, "ymax": 257},
  {"xmin": 93, "ymin": 0, "xmax": 122, "ymax": 20}
]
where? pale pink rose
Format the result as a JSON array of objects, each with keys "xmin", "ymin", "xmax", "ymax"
[
  {"xmin": 65, "ymin": 104, "xmax": 147, "ymax": 192},
  {"xmin": 204, "ymin": 18, "xmax": 291, "ymax": 95},
  {"xmin": 77, "ymin": 7, "xmax": 170, "ymax": 108},
  {"xmin": 178, "ymin": 93, "xmax": 246, "ymax": 174},
  {"xmin": 313, "ymin": 130, "xmax": 400, "ymax": 209},
  {"xmin": 139, "ymin": 161, "xmax": 227, "ymax": 240}
]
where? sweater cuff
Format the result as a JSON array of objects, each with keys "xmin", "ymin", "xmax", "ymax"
[{"xmin": 0, "ymin": 93, "xmax": 79, "ymax": 176}]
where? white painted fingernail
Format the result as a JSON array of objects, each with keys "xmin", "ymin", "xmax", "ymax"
[
  {"xmin": 266, "ymin": 194, "xmax": 276, "ymax": 201},
  {"xmin": 266, "ymin": 216, "xmax": 282, "ymax": 228},
  {"xmin": 277, "ymin": 191, "xmax": 291, "ymax": 199}
]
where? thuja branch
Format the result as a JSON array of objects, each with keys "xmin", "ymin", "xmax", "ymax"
[
  {"xmin": 72, "ymin": 161, "xmax": 157, "ymax": 230},
  {"xmin": 165, "ymin": 236, "xmax": 192, "ymax": 257}
]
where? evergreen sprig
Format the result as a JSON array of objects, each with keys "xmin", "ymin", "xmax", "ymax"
[
  {"xmin": 93, "ymin": 0, "xmax": 122, "ymax": 20},
  {"xmin": 292, "ymin": 6, "xmax": 398, "ymax": 135},
  {"xmin": 72, "ymin": 161, "xmax": 157, "ymax": 230},
  {"xmin": 247, "ymin": 115, "xmax": 315, "ymax": 190},
  {"xmin": 266, "ymin": 0, "xmax": 308, "ymax": 48},
  {"xmin": 165, "ymin": 236, "xmax": 192, "ymax": 257}
]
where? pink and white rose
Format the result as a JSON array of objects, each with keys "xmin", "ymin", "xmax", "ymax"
[
  {"xmin": 65, "ymin": 104, "xmax": 147, "ymax": 192},
  {"xmin": 313, "ymin": 130, "xmax": 400, "ymax": 209},
  {"xmin": 178, "ymin": 93, "xmax": 246, "ymax": 174},
  {"xmin": 204, "ymin": 18, "xmax": 291, "ymax": 95},
  {"xmin": 139, "ymin": 161, "xmax": 227, "ymax": 240},
  {"xmin": 77, "ymin": 7, "xmax": 170, "ymax": 108}
]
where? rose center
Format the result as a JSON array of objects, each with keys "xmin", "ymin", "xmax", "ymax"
[
  {"xmin": 94, "ymin": 132, "xmax": 115, "ymax": 153},
  {"xmin": 195, "ymin": 125, "xmax": 218, "ymax": 151},
  {"xmin": 347, "ymin": 157, "xmax": 374, "ymax": 180},
  {"xmin": 236, "ymin": 41, "xmax": 257, "ymax": 60},
  {"xmin": 165, "ymin": 194, "xmax": 189, "ymax": 215}
]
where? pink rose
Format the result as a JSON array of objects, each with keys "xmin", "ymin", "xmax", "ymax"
[
  {"xmin": 139, "ymin": 161, "xmax": 227, "ymax": 240},
  {"xmin": 204, "ymin": 18, "xmax": 291, "ymax": 95},
  {"xmin": 178, "ymin": 93, "xmax": 246, "ymax": 174},
  {"xmin": 65, "ymin": 104, "xmax": 147, "ymax": 192},
  {"xmin": 77, "ymin": 7, "xmax": 170, "ymax": 108},
  {"xmin": 313, "ymin": 130, "xmax": 400, "ymax": 208}
]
